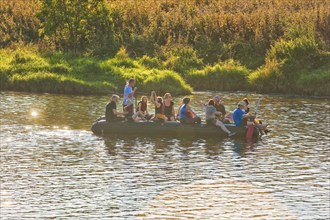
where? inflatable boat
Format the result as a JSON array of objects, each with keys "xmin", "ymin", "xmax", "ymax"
[{"xmin": 91, "ymin": 120, "xmax": 259, "ymax": 139}]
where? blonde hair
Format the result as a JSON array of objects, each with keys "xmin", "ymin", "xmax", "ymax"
[
  {"xmin": 164, "ymin": 93, "xmax": 171, "ymax": 99},
  {"xmin": 111, "ymin": 95, "xmax": 119, "ymax": 100}
]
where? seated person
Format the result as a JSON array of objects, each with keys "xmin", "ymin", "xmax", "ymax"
[
  {"xmin": 233, "ymin": 100, "xmax": 269, "ymax": 131},
  {"xmin": 105, "ymin": 95, "xmax": 127, "ymax": 122},
  {"xmin": 124, "ymin": 99, "xmax": 134, "ymax": 121},
  {"xmin": 213, "ymin": 95, "xmax": 230, "ymax": 123},
  {"xmin": 132, "ymin": 96, "xmax": 153, "ymax": 121},
  {"xmin": 243, "ymin": 98, "xmax": 250, "ymax": 113},
  {"xmin": 205, "ymin": 100, "xmax": 236, "ymax": 137},
  {"xmin": 179, "ymin": 97, "xmax": 201, "ymax": 124},
  {"xmin": 150, "ymin": 91, "xmax": 166, "ymax": 122},
  {"xmin": 232, "ymin": 101, "xmax": 248, "ymax": 126},
  {"xmin": 163, "ymin": 93, "xmax": 176, "ymax": 121}
]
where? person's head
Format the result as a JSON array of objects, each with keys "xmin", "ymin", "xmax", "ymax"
[
  {"xmin": 243, "ymin": 98, "xmax": 249, "ymax": 106},
  {"xmin": 164, "ymin": 93, "xmax": 172, "ymax": 100},
  {"xmin": 238, "ymin": 100, "xmax": 246, "ymax": 109},
  {"xmin": 157, "ymin": 96, "xmax": 163, "ymax": 104},
  {"xmin": 126, "ymin": 99, "xmax": 132, "ymax": 106},
  {"xmin": 182, "ymin": 97, "xmax": 190, "ymax": 105},
  {"xmin": 128, "ymin": 78, "xmax": 135, "ymax": 87},
  {"xmin": 141, "ymin": 96, "xmax": 147, "ymax": 103},
  {"xmin": 213, "ymin": 95, "xmax": 221, "ymax": 104},
  {"xmin": 208, "ymin": 99, "xmax": 215, "ymax": 106},
  {"xmin": 111, "ymin": 95, "xmax": 119, "ymax": 103}
]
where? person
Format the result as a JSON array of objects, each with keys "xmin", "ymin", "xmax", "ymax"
[
  {"xmin": 205, "ymin": 100, "xmax": 236, "ymax": 137},
  {"xmin": 233, "ymin": 100, "xmax": 269, "ymax": 132},
  {"xmin": 242, "ymin": 98, "xmax": 270, "ymax": 134},
  {"xmin": 213, "ymin": 95, "xmax": 230, "ymax": 123},
  {"xmin": 243, "ymin": 98, "xmax": 250, "ymax": 113},
  {"xmin": 163, "ymin": 93, "xmax": 175, "ymax": 121},
  {"xmin": 150, "ymin": 91, "xmax": 166, "ymax": 122},
  {"xmin": 105, "ymin": 95, "xmax": 127, "ymax": 122},
  {"xmin": 124, "ymin": 99, "xmax": 134, "ymax": 121},
  {"xmin": 232, "ymin": 101, "xmax": 248, "ymax": 126},
  {"xmin": 179, "ymin": 97, "xmax": 201, "ymax": 124},
  {"xmin": 122, "ymin": 79, "xmax": 136, "ymax": 110},
  {"xmin": 132, "ymin": 96, "xmax": 153, "ymax": 121}
]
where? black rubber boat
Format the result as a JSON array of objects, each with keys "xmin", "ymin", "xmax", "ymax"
[{"xmin": 91, "ymin": 120, "xmax": 259, "ymax": 139}]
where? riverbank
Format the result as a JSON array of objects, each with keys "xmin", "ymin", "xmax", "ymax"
[{"xmin": 0, "ymin": 42, "xmax": 329, "ymax": 96}]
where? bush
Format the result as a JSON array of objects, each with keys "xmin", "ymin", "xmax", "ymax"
[
  {"xmin": 139, "ymin": 55, "xmax": 162, "ymax": 69},
  {"xmin": 186, "ymin": 60, "xmax": 249, "ymax": 91},
  {"xmin": 143, "ymin": 70, "xmax": 192, "ymax": 95},
  {"xmin": 297, "ymin": 70, "xmax": 330, "ymax": 96},
  {"xmin": 163, "ymin": 46, "xmax": 204, "ymax": 75}
]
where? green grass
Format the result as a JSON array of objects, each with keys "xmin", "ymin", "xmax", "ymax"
[
  {"xmin": 0, "ymin": 41, "xmax": 329, "ymax": 96},
  {"xmin": 0, "ymin": 47, "xmax": 192, "ymax": 95}
]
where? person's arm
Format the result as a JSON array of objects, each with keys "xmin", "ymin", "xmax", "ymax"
[
  {"xmin": 150, "ymin": 91, "xmax": 157, "ymax": 105},
  {"xmin": 171, "ymin": 104, "xmax": 175, "ymax": 116},
  {"xmin": 113, "ymin": 109, "xmax": 127, "ymax": 116},
  {"xmin": 127, "ymin": 87, "xmax": 137, "ymax": 98}
]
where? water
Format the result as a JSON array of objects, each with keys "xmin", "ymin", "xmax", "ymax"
[{"xmin": 0, "ymin": 91, "xmax": 329, "ymax": 219}]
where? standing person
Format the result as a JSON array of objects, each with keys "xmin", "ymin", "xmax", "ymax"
[
  {"xmin": 122, "ymin": 79, "xmax": 136, "ymax": 110},
  {"xmin": 105, "ymin": 95, "xmax": 127, "ymax": 122},
  {"xmin": 163, "ymin": 93, "xmax": 175, "ymax": 121},
  {"xmin": 150, "ymin": 91, "xmax": 166, "ymax": 122},
  {"xmin": 179, "ymin": 97, "xmax": 201, "ymax": 124},
  {"xmin": 205, "ymin": 100, "xmax": 236, "ymax": 137}
]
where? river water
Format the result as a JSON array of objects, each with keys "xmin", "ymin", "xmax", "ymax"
[{"xmin": 0, "ymin": 91, "xmax": 329, "ymax": 219}]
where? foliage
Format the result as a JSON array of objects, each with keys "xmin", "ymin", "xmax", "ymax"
[
  {"xmin": 37, "ymin": 0, "xmax": 117, "ymax": 54},
  {"xmin": 186, "ymin": 60, "xmax": 249, "ymax": 91}
]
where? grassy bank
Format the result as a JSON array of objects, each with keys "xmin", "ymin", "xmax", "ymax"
[
  {"xmin": 1, "ymin": 0, "xmax": 329, "ymax": 96},
  {"xmin": 0, "ymin": 46, "xmax": 192, "ymax": 95},
  {"xmin": 1, "ymin": 37, "xmax": 329, "ymax": 96}
]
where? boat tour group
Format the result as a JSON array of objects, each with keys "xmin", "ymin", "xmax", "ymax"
[{"xmin": 93, "ymin": 78, "xmax": 269, "ymax": 138}]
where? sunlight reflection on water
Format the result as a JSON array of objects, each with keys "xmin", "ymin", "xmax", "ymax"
[{"xmin": 0, "ymin": 91, "xmax": 329, "ymax": 219}]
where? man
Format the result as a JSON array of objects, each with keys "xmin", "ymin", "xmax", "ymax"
[
  {"xmin": 122, "ymin": 78, "xmax": 136, "ymax": 110},
  {"xmin": 106, "ymin": 95, "xmax": 127, "ymax": 122},
  {"xmin": 232, "ymin": 101, "xmax": 248, "ymax": 126}
]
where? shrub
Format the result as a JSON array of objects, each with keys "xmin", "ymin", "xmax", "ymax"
[
  {"xmin": 163, "ymin": 46, "xmax": 204, "ymax": 75},
  {"xmin": 143, "ymin": 70, "xmax": 192, "ymax": 95},
  {"xmin": 186, "ymin": 60, "xmax": 249, "ymax": 91},
  {"xmin": 139, "ymin": 55, "xmax": 162, "ymax": 69}
]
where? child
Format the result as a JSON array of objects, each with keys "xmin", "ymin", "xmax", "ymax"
[
  {"xmin": 150, "ymin": 91, "xmax": 166, "ymax": 123},
  {"xmin": 124, "ymin": 99, "xmax": 134, "ymax": 121}
]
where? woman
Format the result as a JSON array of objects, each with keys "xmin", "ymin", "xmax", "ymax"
[
  {"xmin": 205, "ymin": 99, "xmax": 236, "ymax": 137},
  {"xmin": 150, "ymin": 91, "xmax": 166, "ymax": 122},
  {"xmin": 179, "ymin": 97, "xmax": 201, "ymax": 124},
  {"xmin": 133, "ymin": 96, "xmax": 153, "ymax": 121},
  {"xmin": 163, "ymin": 93, "xmax": 175, "ymax": 121}
]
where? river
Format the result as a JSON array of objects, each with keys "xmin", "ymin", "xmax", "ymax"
[{"xmin": 0, "ymin": 91, "xmax": 329, "ymax": 219}]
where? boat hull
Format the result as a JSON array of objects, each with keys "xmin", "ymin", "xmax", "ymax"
[{"xmin": 91, "ymin": 120, "xmax": 259, "ymax": 139}]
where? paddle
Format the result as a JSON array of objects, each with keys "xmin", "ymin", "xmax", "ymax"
[{"xmin": 246, "ymin": 97, "xmax": 260, "ymax": 140}]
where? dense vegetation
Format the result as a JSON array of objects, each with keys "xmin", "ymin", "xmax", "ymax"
[{"xmin": 0, "ymin": 0, "xmax": 329, "ymax": 96}]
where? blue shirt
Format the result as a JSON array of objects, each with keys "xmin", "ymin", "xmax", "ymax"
[
  {"xmin": 180, "ymin": 104, "xmax": 187, "ymax": 119},
  {"xmin": 232, "ymin": 108, "xmax": 245, "ymax": 126},
  {"xmin": 122, "ymin": 85, "xmax": 133, "ymax": 105}
]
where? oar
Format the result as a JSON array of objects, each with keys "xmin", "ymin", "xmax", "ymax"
[{"xmin": 246, "ymin": 97, "xmax": 260, "ymax": 140}]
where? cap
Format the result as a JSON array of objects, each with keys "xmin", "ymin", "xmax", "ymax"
[{"xmin": 238, "ymin": 101, "xmax": 246, "ymax": 107}]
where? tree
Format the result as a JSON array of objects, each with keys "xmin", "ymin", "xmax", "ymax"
[{"xmin": 38, "ymin": 0, "xmax": 117, "ymax": 54}]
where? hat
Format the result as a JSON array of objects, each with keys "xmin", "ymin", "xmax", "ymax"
[
  {"xmin": 213, "ymin": 95, "xmax": 221, "ymax": 102},
  {"xmin": 238, "ymin": 101, "xmax": 246, "ymax": 107}
]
